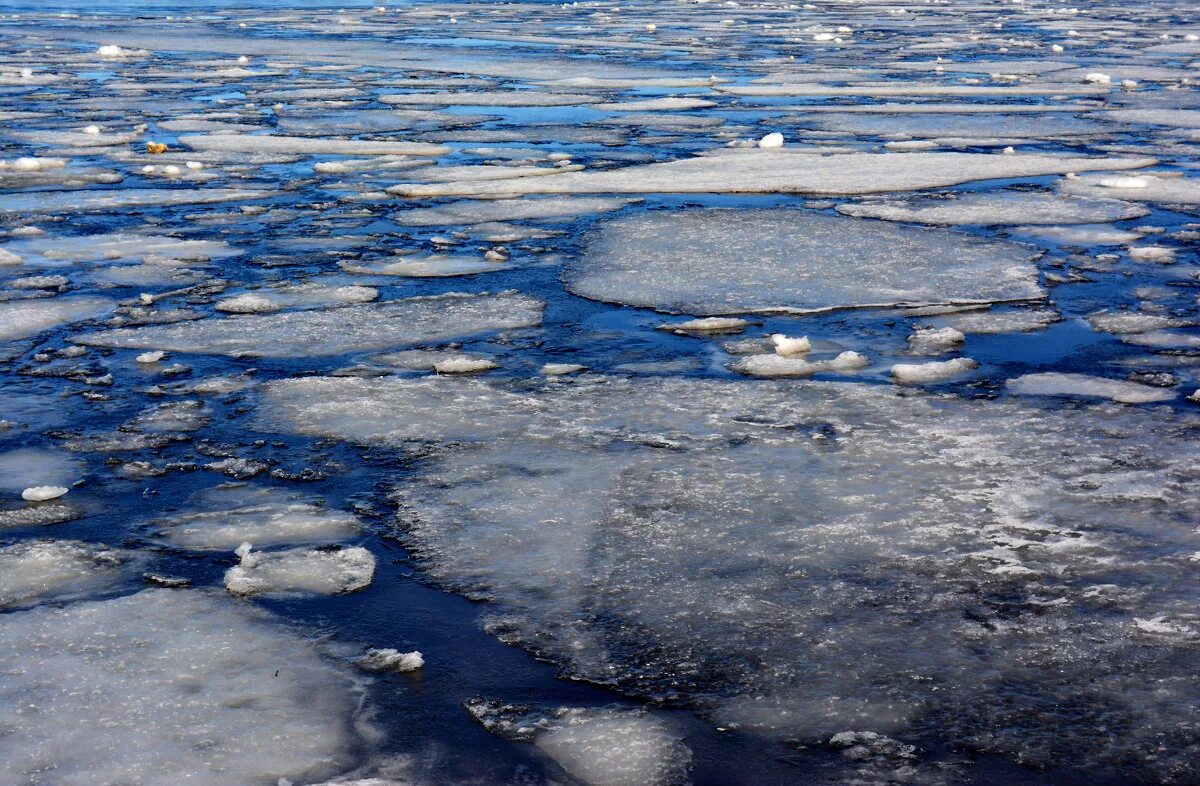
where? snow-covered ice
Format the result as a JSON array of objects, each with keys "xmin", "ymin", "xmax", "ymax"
[{"xmin": 225, "ymin": 544, "xmax": 376, "ymax": 596}]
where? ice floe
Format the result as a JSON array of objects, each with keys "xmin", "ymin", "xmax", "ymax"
[
  {"xmin": 837, "ymin": 191, "xmax": 1150, "ymax": 225},
  {"xmin": 0, "ymin": 540, "xmax": 135, "ymax": 609},
  {"xmin": 0, "ymin": 297, "xmax": 114, "ymax": 342},
  {"xmin": 0, "ymin": 589, "xmax": 370, "ymax": 784},
  {"xmin": 1008, "ymin": 372, "xmax": 1176, "ymax": 403},
  {"xmin": 225, "ymin": 544, "xmax": 376, "ymax": 596},
  {"xmin": 75, "ymin": 292, "xmax": 542, "ymax": 357},
  {"xmin": 569, "ymin": 209, "xmax": 1042, "ymax": 315}
]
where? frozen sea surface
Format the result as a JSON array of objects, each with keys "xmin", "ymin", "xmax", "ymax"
[{"xmin": 0, "ymin": 0, "xmax": 1198, "ymax": 784}]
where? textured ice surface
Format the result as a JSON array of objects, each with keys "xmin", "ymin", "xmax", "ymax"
[
  {"xmin": 357, "ymin": 648, "xmax": 424, "ymax": 673},
  {"xmin": 0, "ymin": 540, "xmax": 134, "ymax": 609},
  {"xmin": 1008, "ymin": 372, "xmax": 1177, "ymax": 403},
  {"xmin": 0, "ymin": 589, "xmax": 368, "ymax": 785},
  {"xmin": 261, "ymin": 374, "xmax": 1200, "ymax": 778},
  {"xmin": 941, "ymin": 308, "xmax": 1061, "ymax": 334},
  {"xmin": 837, "ymin": 192, "xmax": 1149, "ymax": 225},
  {"xmin": 570, "ymin": 209, "xmax": 1042, "ymax": 315},
  {"xmin": 0, "ymin": 297, "xmax": 114, "ymax": 342},
  {"xmin": 151, "ymin": 486, "xmax": 361, "ymax": 551},
  {"xmin": 3, "ymin": 233, "xmax": 239, "ymax": 266},
  {"xmin": 225, "ymin": 545, "xmax": 376, "ymax": 596},
  {"xmin": 75, "ymin": 292, "xmax": 542, "ymax": 357},
  {"xmin": 0, "ymin": 188, "xmax": 274, "ymax": 213},
  {"xmin": 386, "ymin": 152, "xmax": 1153, "ymax": 198},
  {"xmin": 342, "ymin": 255, "xmax": 503, "ymax": 278}
]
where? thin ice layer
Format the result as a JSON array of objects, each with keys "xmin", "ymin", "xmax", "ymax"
[
  {"xmin": 385, "ymin": 152, "xmax": 1153, "ymax": 198},
  {"xmin": 0, "ymin": 589, "xmax": 368, "ymax": 785},
  {"xmin": 0, "ymin": 188, "xmax": 274, "ymax": 213},
  {"xmin": 0, "ymin": 297, "xmax": 114, "ymax": 342},
  {"xmin": 260, "ymin": 374, "xmax": 1200, "ymax": 780},
  {"xmin": 74, "ymin": 292, "xmax": 542, "ymax": 357},
  {"xmin": 569, "ymin": 209, "xmax": 1042, "ymax": 315}
]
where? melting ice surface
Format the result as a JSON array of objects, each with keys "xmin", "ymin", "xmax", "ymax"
[{"xmin": 0, "ymin": 0, "xmax": 1199, "ymax": 783}]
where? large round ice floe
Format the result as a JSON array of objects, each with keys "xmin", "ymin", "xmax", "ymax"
[
  {"xmin": 569, "ymin": 209, "xmax": 1043, "ymax": 315},
  {"xmin": 0, "ymin": 588, "xmax": 371, "ymax": 785},
  {"xmin": 260, "ymin": 374, "xmax": 1200, "ymax": 780}
]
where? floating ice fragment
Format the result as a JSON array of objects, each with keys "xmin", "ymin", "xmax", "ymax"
[
  {"xmin": 356, "ymin": 648, "xmax": 424, "ymax": 673},
  {"xmin": 770, "ymin": 334, "xmax": 811, "ymax": 355},
  {"xmin": 660, "ymin": 317, "xmax": 751, "ymax": 334},
  {"xmin": 758, "ymin": 132, "xmax": 784, "ymax": 149},
  {"xmin": 542, "ymin": 363, "xmax": 587, "ymax": 375},
  {"xmin": 434, "ymin": 357, "xmax": 499, "ymax": 374},
  {"xmin": 891, "ymin": 357, "xmax": 978, "ymax": 384},
  {"xmin": 136, "ymin": 350, "xmax": 165, "ymax": 363},
  {"xmin": 76, "ymin": 292, "xmax": 542, "ymax": 358},
  {"xmin": 1008, "ymin": 372, "xmax": 1174, "ymax": 403},
  {"xmin": 21, "ymin": 486, "xmax": 68, "ymax": 502},
  {"xmin": 225, "ymin": 545, "xmax": 376, "ymax": 597},
  {"xmin": 572, "ymin": 209, "xmax": 1043, "ymax": 315},
  {"xmin": 907, "ymin": 326, "xmax": 965, "ymax": 355},
  {"xmin": 0, "ymin": 589, "xmax": 370, "ymax": 783},
  {"xmin": 0, "ymin": 540, "xmax": 134, "ymax": 609}
]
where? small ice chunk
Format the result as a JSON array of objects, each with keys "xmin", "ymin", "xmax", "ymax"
[
  {"xmin": 660, "ymin": 317, "xmax": 751, "ymax": 334},
  {"xmin": 356, "ymin": 648, "xmax": 424, "ymax": 673},
  {"xmin": 224, "ymin": 545, "xmax": 376, "ymax": 596},
  {"xmin": 215, "ymin": 293, "xmax": 281, "ymax": 314},
  {"xmin": 770, "ymin": 334, "xmax": 811, "ymax": 356},
  {"xmin": 434, "ymin": 356, "xmax": 499, "ymax": 374},
  {"xmin": 731, "ymin": 350, "xmax": 868, "ymax": 377},
  {"xmin": 891, "ymin": 357, "xmax": 979, "ymax": 384},
  {"xmin": 758, "ymin": 132, "xmax": 785, "ymax": 149},
  {"xmin": 1097, "ymin": 176, "xmax": 1147, "ymax": 189},
  {"xmin": 907, "ymin": 326, "xmax": 965, "ymax": 355},
  {"xmin": 136, "ymin": 350, "xmax": 166, "ymax": 363},
  {"xmin": 542, "ymin": 363, "xmax": 587, "ymax": 375},
  {"xmin": 21, "ymin": 486, "xmax": 68, "ymax": 502}
]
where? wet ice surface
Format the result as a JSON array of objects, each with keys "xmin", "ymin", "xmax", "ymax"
[{"xmin": 1, "ymin": 0, "xmax": 1199, "ymax": 783}]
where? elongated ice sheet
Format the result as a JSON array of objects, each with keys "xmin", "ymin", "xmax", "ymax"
[
  {"xmin": 568, "ymin": 209, "xmax": 1043, "ymax": 315},
  {"xmin": 837, "ymin": 192, "xmax": 1149, "ymax": 225},
  {"xmin": 0, "ymin": 589, "xmax": 368, "ymax": 785},
  {"xmin": 0, "ymin": 188, "xmax": 274, "ymax": 214},
  {"xmin": 260, "ymin": 374, "xmax": 1200, "ymax": 779},
  {"xmin": 74, "ymin": 292, "xmax": 542, "ymax": 357},
  {"xmin": 386, "ymin": 151, "xmax": 1153, "ymax": 198}
]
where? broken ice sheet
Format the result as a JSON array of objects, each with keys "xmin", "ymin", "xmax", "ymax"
[
  {"xmin": 0, "ymin": 188, "xmax": 275, "ymax": 214},
  {"xmin": 260, "ymin": 374, "xmax": 1200, "ymax": 779},
  {"xmin": 0, "ymin": 297, "xmax": 114, "ymax": 342},
  {"xmin": 0, "ymin": 589, "xmax": 372, "ymax": 785},
  {"xmin": 225, "ymin": 544, "xmax": 375, "ymax": 597},
  {"xmin": 74, "ymin": 292, "xmax": 542, "ymax": 357},
  {"xmin": 569, "ymin": 209, "xmax": 1043, "ymax": 315},
  {"xmin": 149, "ymin": 485, "xmax": 361, "ymax": 551}
]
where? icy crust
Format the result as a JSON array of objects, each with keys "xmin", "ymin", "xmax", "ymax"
[
  {"xmin": 385, "ymin": 152, "xmax": 1154, "ymax": 198},
  {"xmin": 224, "ymin": 545, "xmax": 376, "ymax": 597},
  {"xmin": 150, "ymin": 486, "xmax": 361, "ymax": 551},
  {"xmin": 74, "ymin": 292, "xmax": 543, "ymax": 357},
  {"xmin": 569, "ymin": 209, "xmax": 1043, "ymax": 315},
  {"xmin": 261, "ymin": 374, "xmax": 1200, "ymax": 778},
  {"xmin": 837, "ymin": 191, "xmax": 1150, "ymax": 226},
  {"xmin": 0, "ymin": 589, "xmax": 369, "ymax": 785},
  {"xmin": 466, "ymin": 700, "xmax": 691, "ymax": 786},
  {"xmin": 0, "ymin": 297, "xmax": 115, "ymax": 342},
  {"xmin": 3, "ymin": 233, "xmax": 240, "ymax": 266},
  {"xmin": 0, "ymin": 540, "xmax": 135, "ymax": 609},
  {"xmin": 0, "ymin": 188, "xmax": 274, "ymax": 214}
]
